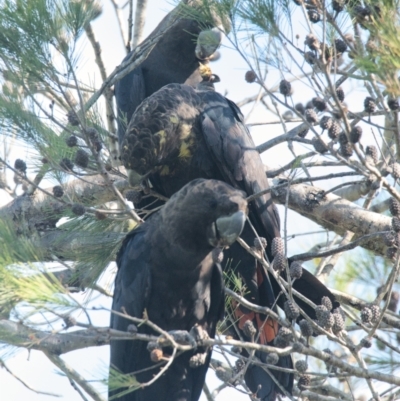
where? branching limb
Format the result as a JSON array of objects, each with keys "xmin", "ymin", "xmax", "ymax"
[
  {"xmin": 0, "ymin": 358, "xmax": 61, "ymax": 397},
  {"xmin": 271, "ymin": 182, "xmax": 391, "ymax": 256},
  {"xmin": 132, "ymin": 0, "xmax": 148, "ymax": 48},
  {"xmin": 45, "ymin": 353, "xmax": 105, "ymax": 401},
  {"xmin": 109, "ymin": 0, "xmax": 128, "ymax": 51}
]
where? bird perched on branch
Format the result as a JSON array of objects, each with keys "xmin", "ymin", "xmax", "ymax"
[
  {"xmin": 121, "ymin": 82, "xmax": 339, "ymax": 399},
  {"xmin": 115, "ymin": 0, "xmax": 226, "ymax": 146},
  {"xmin": 110, "ymin": 179, "xmax": 247, "ymax": 401}
]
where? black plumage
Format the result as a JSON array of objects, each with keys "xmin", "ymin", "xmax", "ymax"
[
  {"xmin": 115, "ymin": 3, "xmax": 223, "ymax": 146},
  {"xmin": 121, "ymin": 83, "xmax": 339, "ymax": 400},
  {"xmin": 110, "ymin": 179, "xmax": 247, "ymax": 401}
]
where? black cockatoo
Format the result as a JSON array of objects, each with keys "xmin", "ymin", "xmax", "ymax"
[
  {"xmin": 110, "ymin": 179, "xmax": 247, "ymax": 401},
  {"xmin": 115, "ymin": 0, "xmax": 226, "ymax": 146},
  {"xmin": 120, "ymin": 83, "xmax": 339, "ymax": 399}
]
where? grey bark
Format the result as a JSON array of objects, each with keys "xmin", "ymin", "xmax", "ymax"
[{"xmin": 271, "ymin": 182, "xmax": 391, "ymax": 256}]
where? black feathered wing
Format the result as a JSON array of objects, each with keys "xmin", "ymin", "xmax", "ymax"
[
  {"xmin": 110, "ymin": 225, "xmax": 152, "ymax": 401},
  {"xmin": 115, "ymin": 67, "xmax": 146, "ymax": 146},
  {"xmin": 199, "ymin": 92, "xmax": 281, "ymax": 255}
]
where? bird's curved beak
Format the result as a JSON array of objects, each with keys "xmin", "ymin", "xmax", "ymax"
[
  {"xmin": 195, "ymin": 28, "xmax": 223, "ymax": 60},
  {"xmin": 127, "ymin": 169, "xmax": 145, "ymax": 187},
  {"xmin": 209, "ymin": 211, "xmax": 246, "ymax": 247}
]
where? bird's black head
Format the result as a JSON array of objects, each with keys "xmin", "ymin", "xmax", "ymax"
[{"xmin": 161, "ymin": 179, "xmax": 247, "ymax": 250}]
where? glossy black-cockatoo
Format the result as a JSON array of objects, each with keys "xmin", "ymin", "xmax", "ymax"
[
  {"xmin": 115, "ymin": 1, "xmax": 225, "ymax": 146},
  {"xmin": 110, "ymin": 179, "xmax": 247, "ymax": 401},
  {"xmin": 121, "ymin": 83, "xmax": 339, "ymax": 400}
]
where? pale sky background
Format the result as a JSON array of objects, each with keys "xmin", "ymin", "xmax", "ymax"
[{"xmin": 0, "ymin": 0, "xmax": 388, "ymax": 400}]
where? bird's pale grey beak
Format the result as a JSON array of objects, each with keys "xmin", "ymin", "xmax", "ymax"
[
  {"xmin": 127, "ymin": 169, "xmax": 145, "ymax": 187},
  {"xmin": 195, "ymin": 28, "xmax": 223, "ymax": 60},
  {"xmin": 209, "ymin": 211, "xmax": 246, "ymax": 247}
]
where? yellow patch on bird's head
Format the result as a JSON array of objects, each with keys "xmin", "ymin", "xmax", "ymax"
[
  {"xmin": 155, "ymin": 130, "xmax": 166, "ymax": 147},
  {"xmin": 169, "ymin": 115, "xmax": 179, "ymax": 125},
  {"xmin": 179, "ymin": 140, "xmax": 193, "ymax": 160},
  {"xmin": 179, "ymin": 123, "xmax": 192, "ymax": 139}
]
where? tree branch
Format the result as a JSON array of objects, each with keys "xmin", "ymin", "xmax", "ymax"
[
  {"xmin": 45, "ymin": 353, "xmax": 105, "ymax": 401},
  {"xmin": 271, "ymin": 183, "xmax": 391, "ymax": 256},
  {"xmin": 132, "ymin": 0, "xmax": 148, "ymax": 48}
]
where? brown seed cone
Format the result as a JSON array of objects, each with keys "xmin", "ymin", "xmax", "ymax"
[
  {"xmin": 74, "ymin": 148, "xmax": 89, "ymax": 168},
  {"xmin": 361, "ymin": 307, "xmax": 372, "ymax": 323},
  {"xmin": 14, "ymin": 158, "xmax": 27, "ymax": 172},
  {"xmin": 388, "ymin": 97, "xmax": 399, "ymax": 111},
  {"xmin": 365, "ymin": 145, "xmax": 378, "ymax": 164},
  {"xmin": 305, "ymin": 108, "xmax": 318, "ymax": 124},
  {"xmin": 71, "ymin": 203, "xmax": 85, "ymax": 216},
  {"xmin": 364, "ymin": 96, "xmax": 377, "ymax": 114},
  {"xmin": 271, "ymin": 237, "xmax": 284, "ymax": 256},
  {"xmin": 245, "ymin": 70, "xmax": 257, "ymax": 83},
  {"xmin": 360, "ymin": 337, "xmax": 372, "ymax": 348},
  {"xmin": 150, "ymin": 348, "xmax": 164, "ymax": 363},
  {"xmin": 389, "ymin": 198, "xmax": 400, "ymax": 216},
  {"xmin": 312, "ymin": 97, "xmax": 327, "ymax": 112},
  {"xmin": 370, "ymin": 305, "xmax": 380, "ymax": 323},
  {"xmin": 308, "ymin": 9, "xmax": 321, "ymax": 23},
  {"xmin": 66, "ymin": 135, "xmax": 78, "ymax": 147},
  {"xmin": 340, "ymin": 143, "xmax": 353, "ymax": 158},
  {"xmin": 383, "ymin": 232, "xmax": 396, "ymax": 247},
  {"xmin": 299, "ymin": 319, "xmax": 313, "ymax": 337},
  {"xmin": 332, "ymin": 0, "xmax": 345, "ymax": 13},
  {"xmin": 60, "ymin": 158, "xmax": 74, "ymax": 171},
  {"xmin": 336, "ymin": 86, "xmax": 345, "ymax": 102},
  {"xmin": 332, "ymin": 313, "xmax": 345, "ymax": 334},
  {"xmin": 67, "ymin": 110, "xmax": 80, "ymax": 126},
  {"xmin": 328, "ymin": 121, "xmax": 341, "ymax": 140},
  {"xmin": 295, "ymin": 360, "xmax": 308, "ymax": 373},
  {"xmin": 349, "ymin": 126, "xmax": 362, "ymax": 143},
  {"xmin": 289, "ymin": 261, "xmax": 303, "ymax": 279},
  {"xmin": 392, "ymin": 163, "xmax": 400, "ymax": 179},
  {"xmin": 52, "ymin": 185, "xmax": 64, "ymax": 198},
  {"xmin": 312, "ymin": 136, "xmax": 328, "ymax": 154},
  {"xmin": 334, "ymin": 38, "xmax": 347, "ymax": 53},
  {"xmin": 284, "ymin": 300, "xmax": 300, "ymax": 320},
  {"xmin": 392, "ymin": 217, "xmax": 400, "ymax": 232},
  {"xmin": 279, "ymin": 79, "xmax": 292, "ymax": 96},
  {"xmin": 298, "ymin": 374, "xmax": 311, "ymax": 390},
  {"xmin": 321, "ymin": 296, "xmax": 333, "ymax": 311},
  {"xmin": 243, "ymin": 320, "xmax": 257, "ymax": 338},
  {"xmin": 320, "ymin": 115, "xmax": 333, "ymax": 130},
  {"xmin": 272, "ymin": 252, "xmax": 287, "ymax": 272},
  {"xmin": 305, "ymin": 34, "xmax": 320, "ymax": 51}
]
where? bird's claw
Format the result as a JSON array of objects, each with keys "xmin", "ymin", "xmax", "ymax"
[
  {"xmin": 167, "ymin": 330, "xmax": 197, "ymax": 347},
  {"xmin": 190, "ymin": 324, "xmax": 210, "ymax": 346}
]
